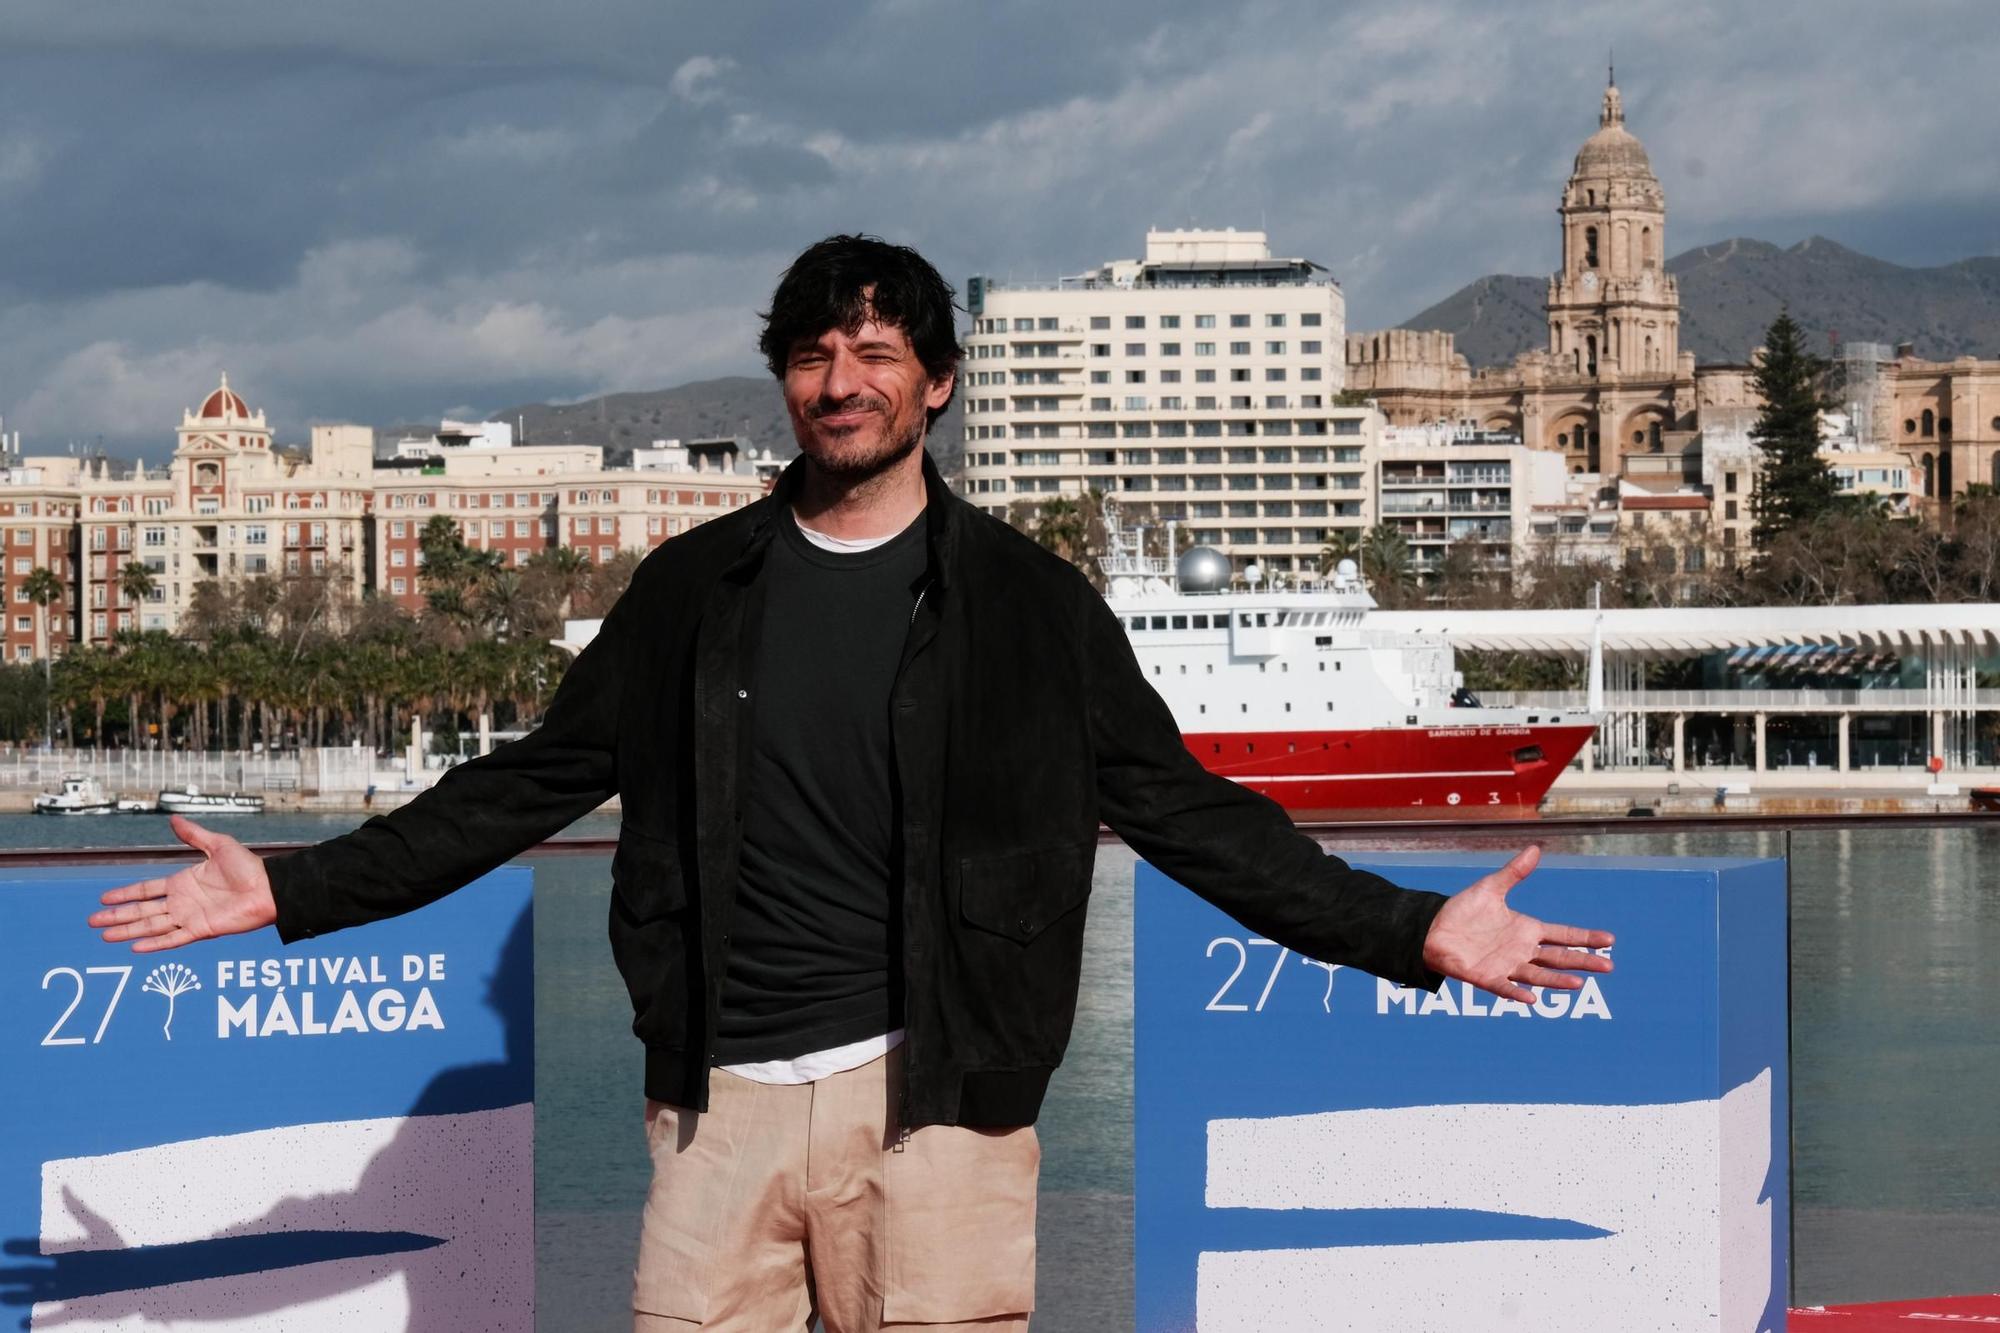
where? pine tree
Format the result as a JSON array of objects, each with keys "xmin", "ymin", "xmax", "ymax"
[{"xmin": 1749, "ymin": 309, "xmax": 1839, "ymax": 549}]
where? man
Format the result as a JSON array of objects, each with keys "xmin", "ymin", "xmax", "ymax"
[{"xmin": 90, "ymin": 235, "xmax": 1613, "ymax": 1332}]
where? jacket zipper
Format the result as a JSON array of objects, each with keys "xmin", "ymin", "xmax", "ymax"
[{"xmin": 896, "ymin": 574, "xmax": 936, "ymax": 1130}]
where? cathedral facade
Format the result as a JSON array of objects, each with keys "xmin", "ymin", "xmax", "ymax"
[
  {"xmin": 1347, "ymin": 81, "xmax": 1706, "ymax": 481},
  {"xmin": 1347, "ymin": 79, "xmax": 2000, "ymax": 515}
]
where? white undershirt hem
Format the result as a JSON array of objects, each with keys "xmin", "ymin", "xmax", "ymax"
[
  {"xmin": 719, "ymin": 1028, "xmax": 905, "ymax": 1085},
  {"xmin": 792, "ymin": 511, "xmax": 901, "ymax": 553}
]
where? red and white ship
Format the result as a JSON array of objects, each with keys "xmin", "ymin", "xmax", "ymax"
[{"xmin": 1100, "ymin": 506, "xmax": 1602, "ymax": 821}]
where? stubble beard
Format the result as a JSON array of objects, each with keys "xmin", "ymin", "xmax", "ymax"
[{"xmin": 800, "ymin": 403, "xmax": 927, "ymax": 485}]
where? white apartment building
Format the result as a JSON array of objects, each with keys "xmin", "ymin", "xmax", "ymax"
[
  {"xmin": 1374, "ymin": 421, "xmax": 1566, "ymax": 579},
  {"xmin": 956, "ymin": 228, "xmax": 1363, "ymax": 573}
]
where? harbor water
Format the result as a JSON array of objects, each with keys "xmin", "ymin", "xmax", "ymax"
[{"xmin": 6, "ymin": 812, "xmax": 1996, "ymax": 1327}]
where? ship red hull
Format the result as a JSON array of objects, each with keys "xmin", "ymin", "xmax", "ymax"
[{"xmin": 1182, "ymin": 722, "xmax": 1599, "ymax": 821}]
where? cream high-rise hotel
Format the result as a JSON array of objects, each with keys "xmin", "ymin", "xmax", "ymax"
[{"xmin": 956, "ymin": 228, "xmax": 1373, "ymax": 574}]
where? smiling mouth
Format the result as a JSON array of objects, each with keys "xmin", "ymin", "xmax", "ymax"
[{"xmin": 813, "ymin": 408, "xmax": 878, "ymax": 427}]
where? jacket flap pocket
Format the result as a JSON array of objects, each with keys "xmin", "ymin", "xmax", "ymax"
[
  {"xmin": 613, "ymin": 824, "xmax": 690, "ymax": 922},
  {"xmin": 958, "ymin": 841, "xmax": 1095, "ymax": 944}
]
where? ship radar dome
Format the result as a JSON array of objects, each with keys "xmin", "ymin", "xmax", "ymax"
[{"xmin": 1176, "ymin": 546, "xmax": 1230, "ymax": 592}]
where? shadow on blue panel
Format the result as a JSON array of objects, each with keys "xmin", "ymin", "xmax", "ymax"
[
  {"xmin": 1197, "ymin": 1206, "xmax": 1612, "ymax": 1252},
  {"xmin": 0, "ymin": 901, "xmax": 532, "ymax": 1332}
]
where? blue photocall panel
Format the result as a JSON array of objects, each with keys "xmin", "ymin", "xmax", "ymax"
[
  {"xmin": 0, "ymin": 862, "xmax": 534, "ymax": 1332},
  {"xmin": 1135, "ymin": 852, "xmax": 1788, "ymax": 1333}
]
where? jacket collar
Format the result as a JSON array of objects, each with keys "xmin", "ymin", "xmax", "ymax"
[{"xmin": 750, "ymin": 448, "xmax": 961, "ymax": 589}]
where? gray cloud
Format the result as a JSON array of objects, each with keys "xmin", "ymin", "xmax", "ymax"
[{"xmin": 0, "ymin": 0, "xmax": 1993, "ymax": 454}]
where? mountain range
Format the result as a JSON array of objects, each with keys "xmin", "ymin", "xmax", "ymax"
[
  {"xmin": 471, "ymin": 236, "xmax": 1995, "ymax": 460},
  {"xmin": 1396, "ymin": 235, "xmax": 2000, "ymax": 367},
  {"xmin": 476, "ymin": 377, "xmax": 965, "ymax": 474}
]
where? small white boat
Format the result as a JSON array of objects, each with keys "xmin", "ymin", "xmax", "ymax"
[
  {"xmin": 116, "ymin": 797, "xmax": 157, "ymax": 814},
  {"xmin": 34, "ymin": 775, "xmax": 117, "ymax": 816},
  {"xmin": 156, "ymin": 785, "xmax": 265, "ymax": 815}
]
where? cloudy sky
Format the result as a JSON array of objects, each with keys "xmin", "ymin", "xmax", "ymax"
[{"xmin": 0, "ymin": 0, "xmax": 1994, "ymax": 456}]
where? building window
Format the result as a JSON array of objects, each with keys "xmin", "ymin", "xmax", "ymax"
[
  {"xmin": 1159, "ymin": 315, "xmax": 1181, "ymax": 329},
  {"xmin": 1125, "ymin": 315, "xmax": 1146, "ymax": 330},
  {"xmin": 1922, "ymin": 409, "xmax": 1935, "ymax": 438},
  {"xmin": 1195, "ymin": 315, "xmax": 1216, "ymax": 329},
  {"xmin": 392, "ymin": 577, "xmax": 407, "ymax": 595},
  {"xmin": 1229, "ymin": 341, "xmax": 1250, "ymax": 355},
  {"xmin": 1229, "ymin": 314, "xmax": 1251, "ymax": 328},
  {"xmin": 1584, "ymin": 226, "xmax": 1599, "ymax": 268}
]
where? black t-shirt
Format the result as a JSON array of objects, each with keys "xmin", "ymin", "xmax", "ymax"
[{"xmin": 714, "ymin": 511, "xmax": 927, "ymax": 1064}]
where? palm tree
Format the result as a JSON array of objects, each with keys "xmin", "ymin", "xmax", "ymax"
[
  {"xmin": 1359, "ymin": 524, "xmax": 1418, "ymax": 607},
  {"xmin": 23, "ymin": 565, "xmax": 63, "ymax": 742},
  {"xmin": 58, "ymin": 645, "xmax": 115, "ymax": 750},
  {"xmin": 117, "ymin": 561, "xmax": 157, "ymax": 609},
  {"xmin": 473, "ymin": 570, "xmax": 532, "ymax": 640},
  {"xmin": 526, "ymin": 546, "xmax": 592, "ymax": 621},
  {"xmin": 1027, "ymin": 496, "xmax": 1090, "ymax": 566},
  {"xmin": 1317, "ymin": 529, "xmax": 1360, "ymax": 576}
]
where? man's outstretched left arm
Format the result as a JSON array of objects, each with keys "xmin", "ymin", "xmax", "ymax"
[{"xmin": 1082, "ymin": 591, "xmax": 1611, "ymax": 997}]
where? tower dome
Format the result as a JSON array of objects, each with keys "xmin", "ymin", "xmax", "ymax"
[
  {"xmin": 195, "ymin": 372, "xmax": 252, "ymax": 422},
  {"xmin": 1571, "ymin": 81, "xmax": 1655, "ymax": 182}
]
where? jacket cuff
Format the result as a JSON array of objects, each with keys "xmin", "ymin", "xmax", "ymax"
[
  {"xmin": 265, "ymin": 849, "xmax": 328, "ymax": 944},
  {"xmin": 1398, "ymin": 889, "xmax": 1450, "ymax": 993}
]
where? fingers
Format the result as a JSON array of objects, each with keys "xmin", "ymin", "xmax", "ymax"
[
  {"xmin": 1532, "ymin": 944, "xmax": 1612, "ymax": 974},
  {"xmin": 88, "ymin": 896, "xmax": 168, "ymax": 929},
  {"xmin": 97, "ymin": 876, "xmax": 170, "ymax": 909},
  {"xmin": 1536, "ymin": 919, "xmax": 1616, "ymax": 950},
  {"xmin": 132, "ymin": 926, "xmax": 199, "ymax": 954},
  {"xmin": 93, "ymin": 876, "xmax": 169, "ymax": 918},
  {"xmin": 170, "ymin": 815, "xmax": 224, "ymax": 855},
  {"xmin": 1477, "ymin": 845, "xmax": 1542, "ymax": 900},
  {"xmin": 1500, "ymin": 844, "xmax": 1541, "ymax": 885},
  {"xmin": 100, "ymin": 911, "xmax": 181, "ymax": 944}
]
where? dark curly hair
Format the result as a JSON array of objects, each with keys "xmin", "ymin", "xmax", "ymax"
[{"xmin": 758, "ymin": 234, "xmax": 963, "ymax": 428}]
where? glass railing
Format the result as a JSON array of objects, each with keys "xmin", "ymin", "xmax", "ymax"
[{"xmin": 24, "ymin": 812, "xmax": 1997, "ymax": 1328}]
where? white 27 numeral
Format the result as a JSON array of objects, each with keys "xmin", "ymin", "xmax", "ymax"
[
  {"xmin": 41, "ymin": 966, "xmax": 134, "ymax": 1046},
  {"xmin": 1205, "ymin": 937, "xmax": 1291, "ymax": 1012}
]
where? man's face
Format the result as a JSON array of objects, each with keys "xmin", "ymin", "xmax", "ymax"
[{"xmin": 781, "ymin": 314, "xmax": 953, "ymax": 480}]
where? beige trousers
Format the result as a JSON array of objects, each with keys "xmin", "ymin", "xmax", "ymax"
[{"xmin": 632, "ymin": 1050, "xmax": 1037, "ymax": 1332}]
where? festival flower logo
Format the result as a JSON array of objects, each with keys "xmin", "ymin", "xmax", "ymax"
[{"xmin": 143, "ymin": 962, "xmax": 202, "ymax": 1041}]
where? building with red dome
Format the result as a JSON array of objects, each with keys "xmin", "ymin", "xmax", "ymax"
[{"xmin": 0, "ymin": 374, "xmax": 772, "ymax": 662}]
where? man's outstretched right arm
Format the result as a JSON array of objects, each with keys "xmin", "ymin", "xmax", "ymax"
[{"xmin": 89, "ymin": 589, "xmax": 634, "ymax": 951}]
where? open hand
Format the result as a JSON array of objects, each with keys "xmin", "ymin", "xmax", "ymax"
[
  {"xmin": 86, "ymin": 815, "xmax": 277, "ymax": 952},
  {"xmin": 1421, "ymin": 846, "xmax": 1613, "ymax": 1002}
]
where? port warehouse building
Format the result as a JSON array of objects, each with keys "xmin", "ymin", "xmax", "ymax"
[{"xmin": 1375, "ymin": 603, "xmax": 2000, "ymax": 783}]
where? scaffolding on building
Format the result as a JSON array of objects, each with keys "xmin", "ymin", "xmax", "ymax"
[{"xmin": 1838, "ymin": 341, "xmax": 1894, "ymax": 449}]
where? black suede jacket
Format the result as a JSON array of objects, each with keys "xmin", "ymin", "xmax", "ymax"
[{"xmin": 267, "ymin": 452, "xmax": 1448, "ymax": 1128}]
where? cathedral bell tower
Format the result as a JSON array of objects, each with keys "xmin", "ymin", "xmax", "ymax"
[{"xmin": 1546, "ymin": 77, "xmax": 1680, "ymax": 381}]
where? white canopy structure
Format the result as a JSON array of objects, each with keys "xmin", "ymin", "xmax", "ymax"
[
  {"xmin": 1369, "ymin": 605, "xmax": 2000, "ymax": 659},
  {"xmin": 1370, "ymin": 604, "xmax": 2000, "ymax": 778}
]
